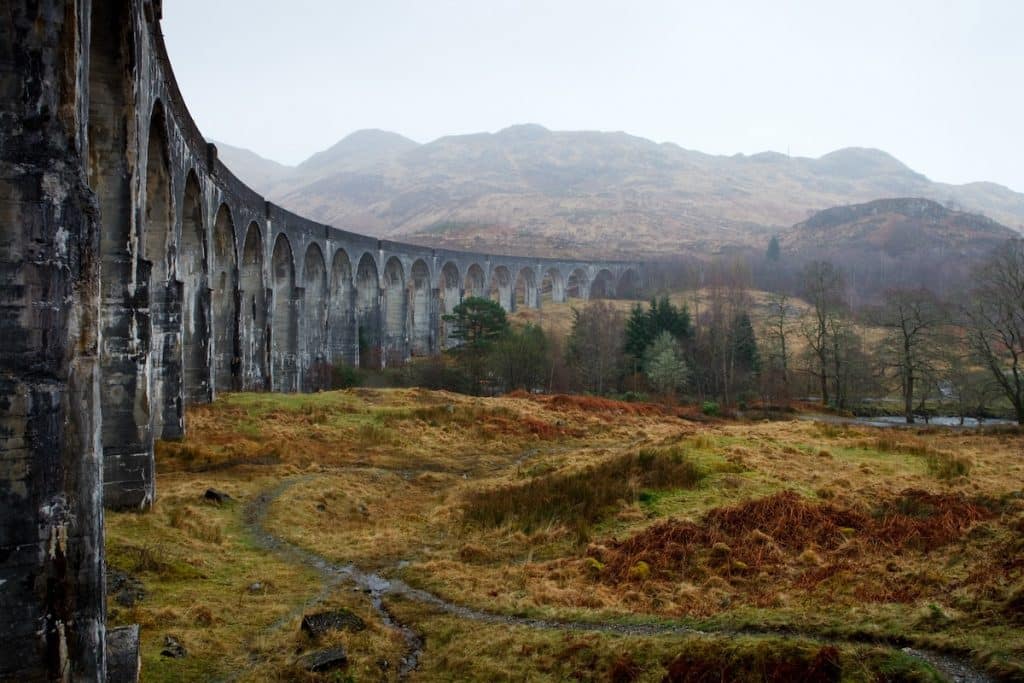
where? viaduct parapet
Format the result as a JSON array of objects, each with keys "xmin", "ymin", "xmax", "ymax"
[{"xmin": 0, "ymin": 1, "xmax": 645, "ymax": 678}]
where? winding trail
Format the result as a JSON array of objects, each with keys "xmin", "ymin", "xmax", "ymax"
[{"xmin": 244, "ymin": 476, "xmax": 995, "ymax": 683}]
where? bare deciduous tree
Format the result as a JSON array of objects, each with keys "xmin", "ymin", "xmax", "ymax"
[
  {"xmin": 966, "ymin": 239, "xmax": 1024, "ymax": 424},
  {"xmin": 873, "ymin": 288, "xmax": 946, "ymax": 423},
  {"xmin": 799, "ymin": 261, "xmax": 844, "ymax": 406}
]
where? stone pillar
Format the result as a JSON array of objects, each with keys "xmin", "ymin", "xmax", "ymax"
[{"xmin": 0, "ymin": 2, "xmax": 107, "ymax": 678}]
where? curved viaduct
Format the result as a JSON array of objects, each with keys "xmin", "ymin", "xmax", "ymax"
[{"xmin": 0, "ymin": 1, "xmax": 645, "ymax": 678}]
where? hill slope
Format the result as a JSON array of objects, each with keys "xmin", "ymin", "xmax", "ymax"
[
  {"xmin": 213, "ymin": 127, "xmax": 1024, "ymax": 259},
  {"xmin": 779, "ymin": 197, "xmax": 1019, "ymax": 294}
]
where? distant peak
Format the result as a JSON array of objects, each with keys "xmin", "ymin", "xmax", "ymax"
[
  {"xmin": 297, "ymin": 129, "xmax": 419, "ymax": 171},
  {"xmin": 340, "ymin": 128, "xmax": 418, "ymax": 145},
  {"xmin": 815, "ymin": 147, "xmax": 919, "ymax": 178},
  {"xmin": 495, "ymin": 123, "xmax": 551, "ymax": 139}
]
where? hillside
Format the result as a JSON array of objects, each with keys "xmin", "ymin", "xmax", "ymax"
[
  {"xmin": 778, "ymin": 197, "xmax": 1019, "ymax": 294},
  {"xmin": 213, "ymin": 126, "xmax": 1024, "ymax": 259}
]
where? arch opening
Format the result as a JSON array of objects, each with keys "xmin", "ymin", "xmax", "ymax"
[
  {"xmin": 464, "ymin": 263, "xmax": 485, "ymax": 299},
  {"xmin": 489, "ymin": 265, "xmax": 513, "ymax": 311},
  {"xmin": 409, "ymin": 259, "xmax": 432, "ymax": 356},
  {"xmin": 542, "ymin": 267, "xmax": 565, "ymax": 304},
  {"xmin": 303, "ymin": 243, "xmax": 329, "ymax": 390},
  {"xmin": 617, "ymin": 268, "xmax": 642, "ymax": 299},
  {"xmin": 329, "ymin": 249, "xmax": 355, "ymax": 367},
  {"xmin": 271, "ymin": 234, "xmax": 298, "ymax": 391},
  {"xmin": 566, "ymin": 268, "xmax": 589, "ymax": 300},
  {"xmin": 91, "ymin": 0, "xmax": 154, "ymax": 511},
  {"xmin": 355, "ymin": 253, "xmax": 381, "ymax": 369},
  {"xmin": 440, "ymin": 261, "xmax": 461, "ymax": 348},
  {"xmin": 514, "ymin": 267, "xmax": 538, "ymax": 310},
  {"xmin": 211, "ymin": 204, "xmax": 239, "ymax": 392},
  {"xmin": 589, "ymin": 269, "xmax": 615, "ymax": 300},
  {"xmin": 180, "ymin": 172, "xmax": 209, "ymax": 405},
  {"xmin": 144, "ymin": 102, "xmax": 183, "ymax": 442},
  {"xmin": 240, "ymin": 223, "xmax": 267, "ymax": 390},
  {"xmin": 383, "ymin": 257, "xmax": 407, "ymax": 365}
]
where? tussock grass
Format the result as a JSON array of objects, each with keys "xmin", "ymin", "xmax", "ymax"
[
  {"xmin": 859, "ymin": 436, "xmax": 972, "ymax": 481},
  {"xmin": 463, "ymin": 447, "xmax": 705, "ymax": 538}
]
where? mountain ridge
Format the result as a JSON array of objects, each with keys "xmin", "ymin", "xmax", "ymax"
[{"xmin": 211, "ymin": 127, "xmax": 1024, "ymax": 259}]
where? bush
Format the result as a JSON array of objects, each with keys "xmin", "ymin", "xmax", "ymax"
[
  {"xmin": 926, "ymin": 452, "xmax": 972, "ymax": 481},
  {"xmin": 330, "ymin": 362, "xmax": 363, "ymax": 389},
  {"xmin": 462, "ymin": 447, "xmax": 704, "ymax": 540},
  {"xmin": 702, "ymin": 401, "xmax": 720, "ymax": 416}
]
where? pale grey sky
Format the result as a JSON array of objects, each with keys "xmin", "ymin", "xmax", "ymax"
[{"xmin": 162, "ymin": 1, "xmax": 1024, "ymax": 191}]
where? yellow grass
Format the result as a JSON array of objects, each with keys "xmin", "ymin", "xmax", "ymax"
[{"xmin": 109, "ymin": 388, "xmax": 1024, "ymax": 680}]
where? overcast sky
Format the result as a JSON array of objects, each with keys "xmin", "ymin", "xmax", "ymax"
[{"xmin": 162, "ymin": 1, "xmax": 1024, "ymax": 191}]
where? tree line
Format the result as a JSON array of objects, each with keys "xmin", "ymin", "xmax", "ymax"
[{"xmin": 337, "ymin": 238, "xmax": 1024, "ymax": 425}]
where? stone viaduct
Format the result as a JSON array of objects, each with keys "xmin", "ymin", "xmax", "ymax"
[{"xmin": 0, "ymin": 1, "xmax": 645, "ymax": 679}]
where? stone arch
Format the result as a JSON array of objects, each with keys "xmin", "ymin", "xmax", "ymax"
[
  {"xmin": 180, "ymin": 171, "xmax": 209, "ymax": 405},
  {"xmin": 211, "ymin": 204, "xmax": 239, "ymax": 392},
  {"xmin": 514, "ymin": 267, "xmax": 538, "ymax": 310},
  {"xmin": 589, "ymin": 269, "xmax": 615, "ymax": 299},
  {"xmin": 302, "ymin": 243, "xmax": 329, "ymax": 390},
  {"xmin": 91, "ymin": 0, "xmax": 153, "ymax": 511},
  {"xmin": 329, "ymin": 248, "xmax": 355, "ymax": 366},
  {"xmin": 617, "ymin": 268, "xmax": 641, "ymax": 299},
  {"xmin": 144, "ymin": 100, "xmax": 183, "ymax": 442},
  {"xmin": 271, "ymin": 234, "xmax": 298, "ymax": 391},
  {"xmin": 383, "ymin": 256, "xmax": 407, "ymax": 364},
  {"xmin": 240, "ymin": 222, "xmax": 267, "ymax": 390},
  {"xmin": 440, "ymin": 261, "xmax": 461, "ymax": 348},
  {"xmin": 464, "ymin": 263, "xmax": 486, "ymax": 298},
  {"xmin": 489, "ymin": 265, "xmax": 513, "ymax": 311},
  {"xmin": 355, "ymin": 252, "xmax": 381, "ymax": 368},
  {"xmin": 409, "ymin": 259, "xmax": 432, "ymax": 355},
  {"xmin": 567, "ymin": 267, "xmax": 589, "ymax": 300},
  {"xmin": 542, "ymin": 267, "xmax": 565, "ymax": 304}
]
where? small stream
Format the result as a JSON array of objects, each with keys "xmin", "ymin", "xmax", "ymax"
[
  {"xmin": 801, "ymin": 413, "xmax": 1016, "ymax": 429},
  {"xmin": 245, "ymin": 476, "xmax": 996, "ymax": 682}
]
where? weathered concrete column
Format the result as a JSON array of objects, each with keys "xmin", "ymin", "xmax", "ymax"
[{"xmin": 0, "ymin": 1, "xmax": 106, "ymax": 678}]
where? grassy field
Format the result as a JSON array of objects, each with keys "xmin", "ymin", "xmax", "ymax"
[{"xmin": 106, "ymin": 388, "xmax": 1024, "ymax": 681}]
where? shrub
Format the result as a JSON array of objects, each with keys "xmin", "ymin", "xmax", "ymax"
[
  {"xmin": 330, "ymin": 362, "xmax": 363, "ymax": 389},
  {"xmin": 462, "ymin": 447, "xmax": 704, "ymax": 538},
  {"xmin": 702, "ymin": 401, "xmax": 720, "ymax": 416},
  {"xmin": 926, "ymin": 452, "xmax": 972, "ymax": 481}
]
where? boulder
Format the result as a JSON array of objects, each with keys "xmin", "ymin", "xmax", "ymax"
[
  {"xmin": 107, "ymin": 568, "xmax": 146, "ymax": 607},
  {"xmin": 160, "ymin": 635, "xmax": 187, "ymax": 659},
  {"xmin": 301, "ymin": 609, "xmax": 367, "ymax": 639},
  {"xmin": 203, "ymin": 488, "xmax": 231, "ymax": 505},
  {"xmin": 297, "ymin": 647, "xmax": 348, "ymax": 672},
  {"xmin": 105, "ymin": 625, "xmax": 140, "ymax": 683}
]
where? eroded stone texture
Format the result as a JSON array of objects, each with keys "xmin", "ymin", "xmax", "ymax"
[{"xmin": 0, "ymin": 2, "xmax": 104, "ymax": 678}]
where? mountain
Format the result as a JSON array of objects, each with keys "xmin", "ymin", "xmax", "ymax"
[
  {"xmin": 295, "ymin": 129, "xmax": 419, "ymax": 176},
  {"xmin": 212, "ymin": 127, "xmax": 1024, "ymax": 259},
  {"xmin": 778, "ymin": 197, "xmax": 1019, "ymax": 295},
  {"xmin": 211, "ymin": 141, "xmax": 294, "ymax": 191}
]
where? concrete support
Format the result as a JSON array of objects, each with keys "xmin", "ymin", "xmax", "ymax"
[{"xmin": 0, "ymin": 2, "xmax": 106, "ymax": 678}]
